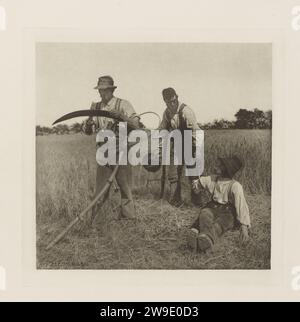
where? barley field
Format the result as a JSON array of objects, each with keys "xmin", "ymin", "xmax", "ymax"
[{"xmin": 36, "ymin": 130, "xmax": 271, "ymax": 269}]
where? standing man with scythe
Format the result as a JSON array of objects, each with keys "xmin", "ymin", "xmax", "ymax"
[{"xmin": 83, "ymin": 75, "xmax": 140, "ymax": 224}]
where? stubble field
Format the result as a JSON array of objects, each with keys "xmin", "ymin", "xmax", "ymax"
[{"xmin": 36, "ymin": 129, "xmax": 271, "ymax": 269}]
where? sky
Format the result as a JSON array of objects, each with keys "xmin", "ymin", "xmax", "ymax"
[{"xmin": 36, "ymin": 43, "xmax": 272, "ymax": 127}]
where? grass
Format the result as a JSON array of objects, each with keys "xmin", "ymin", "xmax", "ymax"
[{"xmin": 36, "ymin": 130, "xmax": 271, "ymax": 269}]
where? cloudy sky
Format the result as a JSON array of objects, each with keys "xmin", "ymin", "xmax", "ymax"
[{"xmin": 36, "ymin": 42, "xmax": 272, "ymax": 127}]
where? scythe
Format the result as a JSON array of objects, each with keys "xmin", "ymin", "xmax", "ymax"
[{"xmin": 46, "ymin": 109, "xmax": 161, "ymax": 250}]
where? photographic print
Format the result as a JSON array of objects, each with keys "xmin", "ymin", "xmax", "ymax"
[{"xmin": 35, "ymin": 43, "xmax": 272, "ymax": 270}]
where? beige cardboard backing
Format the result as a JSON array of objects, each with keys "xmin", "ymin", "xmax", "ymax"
[{"xmin": 0, "ymin": 0, "xmax": 299, "ymax": 301}]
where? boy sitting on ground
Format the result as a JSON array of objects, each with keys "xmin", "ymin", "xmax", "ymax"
[{"xmin": 188, "ymin": 155, "xmax": 250, "ymax": 252}]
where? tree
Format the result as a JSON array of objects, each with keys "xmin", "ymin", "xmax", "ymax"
[
  {"xmin": 52, "ymin": 124, "xmax": 69, "ymax": 135},
  {"xmin": 199, "ymin": 108, "xmax": 272, "ymax": 130},
  {"xmin": 264, "ymin": 110, "xmax": 272, "ymax": 128},
  {"xmin": 234, "ymin": 109, "xmax": 255, "ymax": 129},
  {"xmin": 36, "ymin": 125, "xmax": 43, "ymax": 136},
  {"xmin": 36, "ymin": 125, "xmax": 52, "ymax": 135},
  {"xmin": 253, "ymin": 108, "xmax": 266, "ymax": 129},
  {"xmin": 234, "ymin": 108, "xmax": 272, "ymax": 129},
  {"xmin": 70, "ymin": 122, "xmax": 82, "ymax": 133},
  {"xmin": 200, "ymin": 119, "xmax": 234, "ymax": 129}
]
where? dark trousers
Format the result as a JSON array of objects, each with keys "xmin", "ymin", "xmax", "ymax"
[
  {"xmin": 92, "ymin": 164, "xmax": 135, "ymax": 224},
  {"xmin": 167, "ymin": 164, "xmax": 201, "ymax": 206},
  {"xmin": 93, "ymin": 131, "xmax": 136, "ymax": 222},
  {"xmin": 191, "ymin": 203, "xmax": 236, "ymax": 244}
]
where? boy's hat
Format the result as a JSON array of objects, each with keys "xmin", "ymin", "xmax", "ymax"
[{"xmin": 218, "ymin": 155, "xmax": 243, "ymax": 178}]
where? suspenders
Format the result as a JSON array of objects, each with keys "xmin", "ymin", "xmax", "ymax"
[
  {"xmin": 115, "ymin": 98, "xmax": 122, "ymax": 112},
  {"xmin": 94, "ymin": 102, "xmax": 101, "ymax": 130},
  {"xmin": 208, "ymin": 178, "xmax": 240, "ymax": 228},
  {"xmin": 167, "ymin": 103, "xmax": 186, "ymax": 130},
  {"xmin": 94, "ymin": 98, "xmax": 122, "ymax": 130},
  {"xmin": 178, "ymin": 103, "xmax": 186, "ymax": 130}
]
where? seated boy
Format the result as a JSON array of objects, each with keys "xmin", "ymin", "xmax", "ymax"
[{"xmin": 188, "ymin": 155, "xmax": 250, "ymax": 252}]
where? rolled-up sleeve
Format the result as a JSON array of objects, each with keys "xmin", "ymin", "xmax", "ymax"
[
  {"xmin": 183, "ymin": 107, "xmax": 200, "ymax": 131},
  {"xmin": 120, "ymin": 99, "xmax": 141, "ymax": 128},
  {"xmin": 120, "ymin": 100, "xmax": 136, "ymax": 118},
  {"xmin": 158, "ymin": 110, "xmax": 169, "ymax": 130},
  {"xmin": 199, "ymin": 176, "xmax": 211, "ymax": 189},
  {"xmin": 231, "ymin": 182, "xmax": 251, "ymax": 227},
  {"xmin": 183, "ymin": 107, "xmax": 200, "ymax": 158}
]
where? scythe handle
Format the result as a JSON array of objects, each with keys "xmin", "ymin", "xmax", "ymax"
[
  {"xmin": 45, "ymin": 217, "xmax": 80, "ymax": 251},
  {"xmin": 45, "ymin": 155, "xmax": 123, "ymax": 250}
]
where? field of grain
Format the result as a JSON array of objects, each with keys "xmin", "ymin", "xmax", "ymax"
[{"xmin": 36, "ymin": 130, "xmax": 271, "ymax": 269}]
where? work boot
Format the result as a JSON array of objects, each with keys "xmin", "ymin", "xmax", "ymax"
[
  {"xmin": 197, "ymin": 234, "xmax": 214, "ymax": 252},
  {"xmin": 118, "ymin": 199, "xmax": 136, "ymax": 220},
  {"xmin": 187, "ymin": 229, "xmax": 214, "ymax": 253},
  {"xmin": 187, "ymin": 228, "xmax": 199, "ymax": 252}
]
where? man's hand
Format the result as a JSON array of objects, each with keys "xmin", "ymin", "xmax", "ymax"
[
  {"xmin": 83, "ymin": 117, "xmax": 95, "ymax": 135},
  {"xmin": 192, "ymin": 179, "xmax": 201, "ymax": 194},
  {"xmin": 239, "ymin": 225, "xmax": 249, "ymax": 245},
  {"xmin": 129, "ymin": 115, "xmax": 142, "ymax": 129}
]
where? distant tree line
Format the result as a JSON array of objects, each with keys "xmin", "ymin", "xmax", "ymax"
[
  {"xmin": 36, "ymin": 123, "xmax": 82, "ymax": 136},
  {"xmin": 199, "ymin": 108, "xmax": 272, "ymax": 130},
  {"xmin": 36, "ymin": 108, "xmax": 272, "ymax": 135}
]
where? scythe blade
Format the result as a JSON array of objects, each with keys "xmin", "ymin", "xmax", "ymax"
[
  {"xmin": 52, "ymin": 109, "xmax": 141, "ymax": 130},
  {"xmin": 46, "ymin": 110, "xmax": 164, "ymax": 250}
]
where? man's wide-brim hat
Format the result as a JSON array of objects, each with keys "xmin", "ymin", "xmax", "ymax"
[
  {"xmin": 94, "ymin": 75, "xmax": 117, "ymax": 90},
  {"xmin": 218, "ymin": 155, "xmax": 244, "ymax": 178}
]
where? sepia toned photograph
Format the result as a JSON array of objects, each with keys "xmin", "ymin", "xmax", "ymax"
[{"xmin": 35, "ymin": 42, "xmax": 272, "ymax": 270}]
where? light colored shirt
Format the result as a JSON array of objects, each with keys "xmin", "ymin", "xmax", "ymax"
[
  {"xmin": 199, "ymin": 175, "xmax": 251, "ymax": 227},
  {"xmin": 159, "ymin": 102, "xmax": 200, "ymax": 132},
  {"xmin": 159, "ymin": 102, "xmax": 200, "ymax": 161},
  {"xmin": 90, "ymin": 96, "xmax": 137, "ymax": 131}
]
